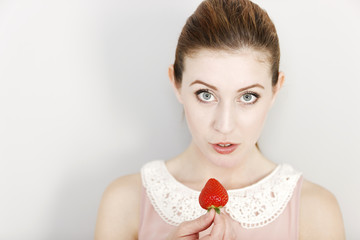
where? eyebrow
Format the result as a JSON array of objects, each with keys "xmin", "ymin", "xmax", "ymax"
[
  {"xmin": 189, "ymin": 80, "xmax": 265, "ymax": 92},
  {"xmin": 190, "ymin": 80, "xmax": 218, "ymax": 90}
]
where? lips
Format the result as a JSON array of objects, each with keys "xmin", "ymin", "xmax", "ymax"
[{"xmin": 211, "ymin": 142, "xmax": 239, "ymax": 154}]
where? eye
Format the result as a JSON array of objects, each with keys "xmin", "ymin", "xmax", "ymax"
[
  {"xmin": 196, "ymin": 90, "xmax": 216, "ymax": 103},
  {"xmin": 240, "ymin": 92, "xmax": 259, "ymax": 104}
]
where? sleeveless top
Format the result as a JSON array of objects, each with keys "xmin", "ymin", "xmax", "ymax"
[{"xmin": 139, "ymin": 160, "xmax": 303, "ymax": 240}]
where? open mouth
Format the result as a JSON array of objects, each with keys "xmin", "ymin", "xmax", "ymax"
[
  {"xmin": 212, "ymin": 143, "xmax": 238, "ymax": 154},
  {"xmin": 217, "ymin": 143, "xmax": 232, "ymax": 147}
]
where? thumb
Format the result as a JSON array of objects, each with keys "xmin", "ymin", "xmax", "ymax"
[{"xmin": 178, "ymin": 209, "xmax": 215, "ymax": 236}]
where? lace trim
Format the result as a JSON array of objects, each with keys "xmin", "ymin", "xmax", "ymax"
[{"xmin": 141, "ymin": 160, "xmax": 302, "ymax": 229}]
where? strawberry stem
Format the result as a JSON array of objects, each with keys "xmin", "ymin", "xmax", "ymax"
[
  {"xmin": 207, "ymin": 205, "xmax": 222, "ymax": 214},
  {"xmin": 214, "ymin": 207, "xmax": 221, "ymax": 214}
]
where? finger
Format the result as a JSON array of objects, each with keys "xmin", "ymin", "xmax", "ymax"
[
  {"xmin": 201, "ymin": 211, "xmax": 225, "ymax": 239},
  {"xmin": 178, "ymin": 209, "xmax": 215, "ymax": 237},
  {"xmin": 222, "ymin": 213, "xmax": 236, "ymax": 240}
]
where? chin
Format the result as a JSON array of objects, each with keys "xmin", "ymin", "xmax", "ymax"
[{"xmin": 207, "ymin": 154, "xmax": 242, "ymax": 169}]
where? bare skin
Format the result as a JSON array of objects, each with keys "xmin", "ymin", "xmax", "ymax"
[{"xmin": 94, "ymin": 174, "xmax": 142, "ymax": 240}]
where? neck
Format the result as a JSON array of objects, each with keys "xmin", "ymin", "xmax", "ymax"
[{"xmin": 168, "ymin": 141, "xmax": 276, "ymax": 190}]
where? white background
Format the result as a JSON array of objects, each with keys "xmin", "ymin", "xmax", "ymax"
[{"xmin": 0, "ymin": 0, "xmax": 359, "ymax": 239}]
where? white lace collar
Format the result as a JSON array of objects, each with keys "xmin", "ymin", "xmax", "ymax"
[{"xmin": 141, "ymin": 160, "xmax": 302, "ymax": 229}]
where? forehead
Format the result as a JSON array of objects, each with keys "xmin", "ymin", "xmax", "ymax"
[{"xmin": 183, "ymin": 48, "xmax": 272, "ymax": 86}]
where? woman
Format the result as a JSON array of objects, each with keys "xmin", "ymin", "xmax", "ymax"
[{"xmin": 95, "ymin": 0, "xmax": 345, "ymax": 239}]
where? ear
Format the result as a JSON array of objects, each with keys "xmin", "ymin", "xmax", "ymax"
[
  {"xmin": 168, "ymin": 64, "xmax": 183, "ymax": 104},
  {"xmin": 270, "ymin": 71, "xmax": 285, "ymax": 106}
]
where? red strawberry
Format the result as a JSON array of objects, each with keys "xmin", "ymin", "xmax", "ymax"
[{"xmin": 199, "ymin": 178, "xmax": 229, "ymax": 214}]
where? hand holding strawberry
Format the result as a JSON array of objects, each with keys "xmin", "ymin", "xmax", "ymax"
[
  {"xmin": 199, "ymin": 178, "xmax": 229, "ymax": 214},
  {"xmin": 168, "ymin": 179, "xmax": 235, "ymax": 239}
]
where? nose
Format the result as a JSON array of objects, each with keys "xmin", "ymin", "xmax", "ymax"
[{"xmin": 212, "ymin": 101, "xmax": 236, "ymax": 135}]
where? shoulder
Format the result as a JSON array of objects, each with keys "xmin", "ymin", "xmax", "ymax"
[
  {"xmin": 299, "ymin": 179, "xmax": 345, "ymax": 240},
  {"xmin": 95, "ymin": 173, "xmax": 142, "ymax": 240}
]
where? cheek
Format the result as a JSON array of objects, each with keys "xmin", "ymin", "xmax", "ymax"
[
  {"xmin": 183, "ymin": 103, "xmax": 209, "ymax": 135},
  {"xmin": 240, "ymin": 105, "xmax": 270, "ymax": 141}
]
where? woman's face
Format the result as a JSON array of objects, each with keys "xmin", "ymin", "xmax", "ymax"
[{"xmin": 171, "ymin": 49, "xmax": 283, "ymax": 168}]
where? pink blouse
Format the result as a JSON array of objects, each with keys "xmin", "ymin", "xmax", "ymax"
[{"xmin": 138, "ymin": 160, "xmax": 303, "ymax": 240}]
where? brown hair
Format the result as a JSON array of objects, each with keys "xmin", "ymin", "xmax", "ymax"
[{"xmin": 173, "ymin": 0, "xmax": 280, "ymax": 87}]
